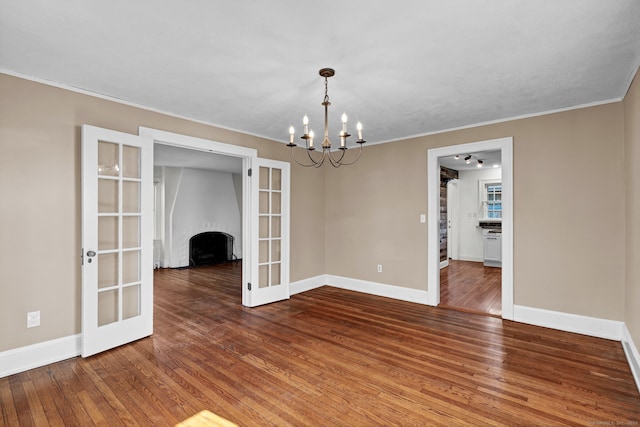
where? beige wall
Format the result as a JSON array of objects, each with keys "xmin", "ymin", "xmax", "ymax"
[
  {"xmin": 1, "ymin": 68, "xmax": 636, "ymax": 355},
  {"xmin": 326, "ymin": 102, "xmax": 626, "ymax": 321},
  {"xmin": 0, "ymin": 73, "xmax": 326, "ymax": 352},
  {"xmin": 625, "ymin": 71, "xmax": 640, "ymax": 347}
]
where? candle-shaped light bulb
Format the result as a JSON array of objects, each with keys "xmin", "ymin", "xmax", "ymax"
[
  {"xmin": 341, "ymin": 112, "xmax": 348, "ymax": 134},
  {"xmin": 303, "ymin": 115, "xmax": 309, "ymax": 135},
  {"xmin": 357, "ymin": 121, "xmax": 363, "ymax": 140},
  {"xmin": 309, "ymin": 130, "xmax": 314, "ymax": 149},
  {"xmin": 289, "ymin": 126, "xmax": 295, "ymax": 144}
]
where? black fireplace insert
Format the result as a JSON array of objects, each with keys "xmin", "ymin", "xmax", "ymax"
[{"xmin": 189, "ymin": 231, "xmax": 234, "ymax": 267}]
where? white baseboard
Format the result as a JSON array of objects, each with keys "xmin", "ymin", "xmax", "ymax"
[
  {"xmin": 325, "ymin": 275, "xmax": 429, "ymax": 305},
  {"xmin": 3, "ymin": 287, "xmax": 637, "ymax": 394},
  {"xmin": 513, "ymin": 305, "xmax": 624, "ymax": 341},
  {"xmin": 458, "ymin": 255, "xmax": 484, "ymax": 263},
  {"xmin": 622, "ymin": 325, "xmax": 640, "ymax": 394},
  {"xmin": 290, "ymin": 275, "xmax": 326, "ymax": 295},
  {"xmin": 0, "ymin": 334, "xmax": 81, "ymax": 379},
  {"xmin": 439, "ymin": 260, "xmax": 449, "ymax": 269}
]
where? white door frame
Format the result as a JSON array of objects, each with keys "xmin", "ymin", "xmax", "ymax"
[
  {"xmin": 138, "ymin": 127, "xmax": 257, "ymax": 305},
  {"xmin": 427, "ymin": 137, "xmax": 514, "ymax": 320}
]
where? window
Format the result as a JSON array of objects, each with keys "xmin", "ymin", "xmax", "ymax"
[{"xmin": 485, "ymin": 183, "xmax": 502, "ymax": 219}]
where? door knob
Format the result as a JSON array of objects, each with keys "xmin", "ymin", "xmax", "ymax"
[{"xmin": 86, "ymin": 250, "xmax": 96, "ymax": 263}]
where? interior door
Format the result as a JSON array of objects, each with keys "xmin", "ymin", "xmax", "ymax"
[
  {"xmin": 81, "ymin": 125, "xmax": 153, "ymax": 357},
  {"xmin": 246, "ymin": 158, "xmax": 290, "ymax": 307},
  {"xmin": 447, "ymin": 179, "xmax": 460, "ymax": 260}
]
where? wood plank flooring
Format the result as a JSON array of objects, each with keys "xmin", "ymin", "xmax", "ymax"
[
  {"xmin": 2, "ymin": 263, "xmax": 639, "ymax": 426},
  {"xmin": 440, "ymin": 260, "xmax": 502, "ymax": 317}
]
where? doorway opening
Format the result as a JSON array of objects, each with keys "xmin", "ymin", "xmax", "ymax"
[
  {"xmin": 438, "ymin": 158, "xmax": 502, "ymax": 317},
  {"xmin": 140, "ymin": 127, "xmax": 257, "ymax": 306},
  {"xmin": 427, "ymin": 137, "xmax": 513, "ymax": 320}
]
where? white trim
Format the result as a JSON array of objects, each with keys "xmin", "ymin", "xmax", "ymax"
[
  {"xmin": 439, "ymin": 260, "xmax": 449, "ymax": 269},
  {"xmin": 326, "ymin": 275, "xmax": 429, "ymax": 305},
  {"xmin": 0, "ymin": 70, "xmax": 624, "ymax": 149},
  {"xmin": 0, "ymin": 334, "xmax": 81, "ymax": 379},
  {"xmin": 372, "ymin": 99, "xmax": 622, "ymax": 146},
  {"xmin": 458, "ymin": 255, "xmax": 484, "ymax": 263},
  {"xmin": 138, "ymin": 127, "xmax": 257, "ymax": 159},
  {"xmin": 427, "ymin": 137, "xmax": 514, "ymax": 320},
  {"xmin": 137, "ymin": 127, "xmax": 258, "ymax": 307},
  {"xmin": 290, "ymin": 275, "xmax": 327, "ymax": 295},
  {"xmin": 0, "ymin": 70, "xmax": 278, "ymax": 144},
  {"xmin": 513, "ymin": 305, "xmax": 624, "ymax": 341},
  {"xmin": 622, "ymin": 325, "xmax": 640, "ymax": 394}
]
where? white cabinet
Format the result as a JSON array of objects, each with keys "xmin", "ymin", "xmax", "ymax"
[{"xmin": 483, "ymin": 229, "xmax": 502, "ymax": 267}]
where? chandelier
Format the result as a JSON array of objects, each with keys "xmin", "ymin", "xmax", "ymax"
[{"xmin": 287, "ymin": 68, "xmax": 365, "ymax": 167}]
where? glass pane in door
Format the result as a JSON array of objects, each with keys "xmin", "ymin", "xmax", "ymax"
[
  {"xmin": 98, "ymin": 180, "xmax": 118, "ymax": 213},
  {"xmin": 271, "ymin": 168, "xmax": 281, "ymax": 190},
  {"xmin": 259, "ymin": 265, "xmax": 269, "ymax": 288},
  {"xmin": 98, "ymin": 253, "xmax": 118, "ymax": 289},
  {"xmin": 122, "ymin": 250, "xmax": 141, "ymax": 284},
  {"xmin": 122, "ymin": 284, "xmax": 140, "ymax": 320},
  {"xmin": 98, "ymin": 289, "xmax": 118, "ymax": 326},
  {"xmin": 123, "ymin": 181, "xmax": 140, "ymax": 213},
  {"xmin": 122, "ymin": 145, "xmax": 140, "ymax": 179},
  {"xmin": 259, "ymin": 240, "xmax": 268, "ymax": 263},
  {"xmin": 98, "ymin": 141, "xmax": 119, "ymax": 177},
  {"xmin": 122, "ymin": 217, "xmax": 140, "ymax": 248},
  {"xmin": 98, "ymin": 217, "xmax": 118, "ymax": 250},
  {"xmin": 271, "ymin": 263, "xmax": 281, "ymax": 286}
]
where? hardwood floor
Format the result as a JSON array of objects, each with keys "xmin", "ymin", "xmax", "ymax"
[
  {"xmin": 440, "ymin": 259, "xmax": 502, "ymax": 317},
  {"xmin": 2, "ymin": 263, "xmax": 639, "ymax": 426}
]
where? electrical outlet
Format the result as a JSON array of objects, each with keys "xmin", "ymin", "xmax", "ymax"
[
  {"xmin": 377, "ymin": 264, "xmax": 383, "ymax": 273},
  {"xmin": 27, "ymin": 311, "xmax": 40, "ymax": 328}
]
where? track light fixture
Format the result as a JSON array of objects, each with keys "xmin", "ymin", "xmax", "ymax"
[{"xmin": 453, "ymin": 154, "xmax": 486, "ymax": 168}]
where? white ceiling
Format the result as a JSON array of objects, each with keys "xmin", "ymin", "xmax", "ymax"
[
  {"xmin": 155, "ymin": 144, "xmax": 242, "ymax": 173},
  {"xmin": 2, "ymin": 1, "xmax": 640, "ymax": 147},
  {"xmin": 439, "ymin": 150, "xmax": 502, "ymax": 171}
]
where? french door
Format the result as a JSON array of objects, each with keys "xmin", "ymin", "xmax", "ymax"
[
  {"xmin": 81, "ymin": 125, "xmax": 153, "ymax": 357},
  {"xmin": 82, "ymin": 125, "xmax": 290, "ymax": 356},
  {"xmin": 246, "ymin": 158, "xmax": 290, "ymax": 307}
]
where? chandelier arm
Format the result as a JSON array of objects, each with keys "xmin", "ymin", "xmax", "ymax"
[
  {"xmin": 327, "ymin": 148, "xmax": 347, "ymax": 167},
  {"xmin": 289, "ymin": 146, "xmax": 325, "ymax": 168},
  {"xmin": 329, "ymin": 145, "xmax": 364, "ymax": 167},
  {"xmin": 307, "ymin": 147, "xmax": 327, "ymax": 167}
]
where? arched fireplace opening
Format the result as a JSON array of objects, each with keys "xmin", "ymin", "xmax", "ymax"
[{"xmin": 189, "ymin": 231, "xmax": 235, "ymax": 267}]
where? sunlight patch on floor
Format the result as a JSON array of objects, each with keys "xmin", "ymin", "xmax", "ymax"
[{"xmin": 175, "ymin": 410, "xmax": 238, "ymax": 427}]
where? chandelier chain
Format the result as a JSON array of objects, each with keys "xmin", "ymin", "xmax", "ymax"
[{"xmin": 324, "ymin": 76, "xmax": 330, "ymax": 104}]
